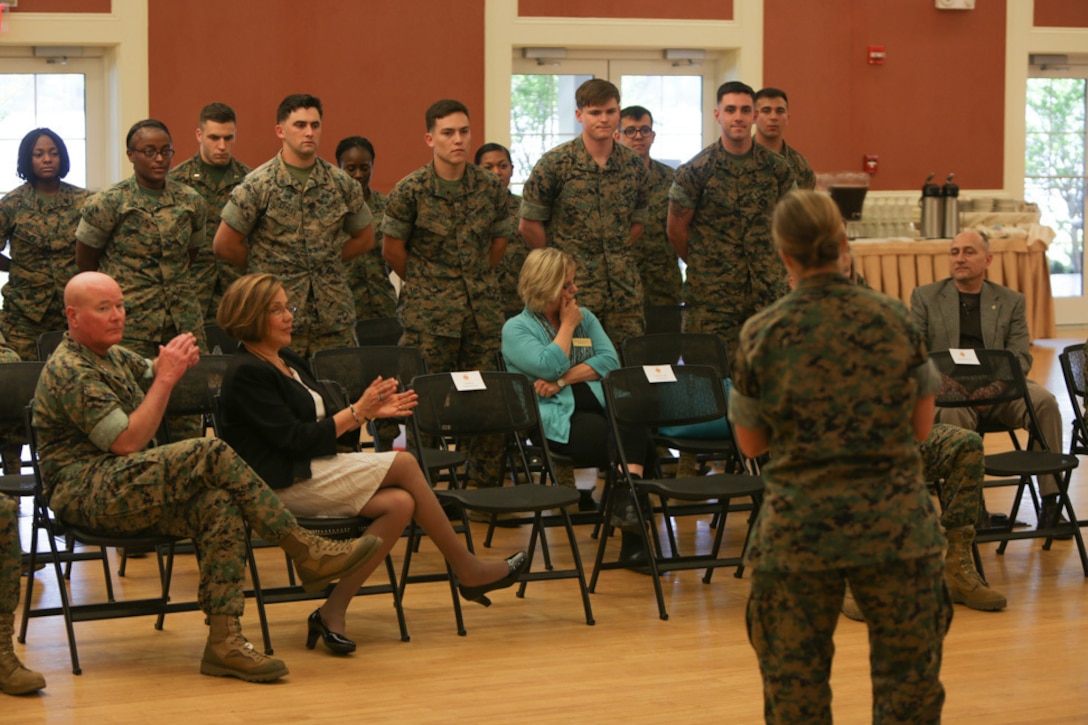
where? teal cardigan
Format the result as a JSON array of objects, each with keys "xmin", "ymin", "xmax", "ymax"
[{"xmin": 501, "ymin": 307, "xmax": 619, "ymax": 444}]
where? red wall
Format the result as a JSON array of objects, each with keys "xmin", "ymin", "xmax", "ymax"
[
  {"xmin": 518, "ymin": 0, "xmax": 732, "ymax": 20},
  {"xmin": 763, "ymin": 0, "xmax": 1005, "ymax": 190},
  {"xmin": 148, "ymin": 0, "xmax": 485, "ymax": 193},
  {"xmin": 9, "ymin": 0, "xmax": 110, "ymax": 11},
  {"xmin": 1034, "ymin": 0, "xmax": 1088, "ymax": 28}
]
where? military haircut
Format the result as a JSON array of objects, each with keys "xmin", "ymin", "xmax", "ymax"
[
  {"xmin": 754, "ymin": 87, "xmax": 789, "ymax": 105},
  {"xmin": 335, "ymin": 136, "xmax": 375, "ymax": 165},
  {"xmin": 620, "ymin": 105, "xmax": 653, "ymax": 124},
  {"xmin": 199, "ymin": 102, "xmax": 237, "ymax": 126},
  {"xmin": 772, "ymin": 189, "xmax": 844, "ymax": 270},
  {"xmin": 217, "ymin": 273, "xmax": 283, "ymax": 343},
  {"xmin": 16, "ymin": 127, "xmax": 71, "ymax": 181},
  {"xmin": 716, "ymin": 80, "xmax": 755, "ymax": 104},
  {"xmin": 425, "ymin": 99, "xmax": 469, "ymax": 132},
  {"xmin": 126, "ymin": 118, "xmax": 171, "ymax": 148},
  {"xmin": 276, "ymin": 93, "xmax": 323, "ymax": 124},
  {"xmin": 575, "ymin": 78, "xmax": 620, "ymax": 109},
  {"xmin": 474, "ymin": 142, "xmax": 511, "ymax": 166},
  {"xmin": 518, "ymin": 247, "xmax": 575, "ymax": 313}
]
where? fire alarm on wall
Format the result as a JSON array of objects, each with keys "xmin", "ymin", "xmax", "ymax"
[{"xmin": 935, "ymin": 0, "xmax": 975, "ymax": 9}]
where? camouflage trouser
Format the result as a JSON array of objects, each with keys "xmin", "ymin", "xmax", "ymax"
[
  {"xmin": 0, "ymin": 496, "xmax": 19, "ymax": 613},
  {"xmin": 48, "ymin": 438, "xmax": 298, "ymax": 616},
  {"xmin": 595, "ymin": 307, "xmax": 645, "ymax": 349},
  {"xmin": 287, "ymin": 324, "xmax": 357, "ymax": 359},
  {"xmin": 747, "ymin": 554, "xmax": 951, "ymax": 725},
  {"xmin": 0, "ymin": 310, "xmax": 66, "ymax": 362},
  {"xmin": 400, "ymin": 327, "xmax": 505, "ymax": 488},
  {"xmin": 682, "ymin": 305, "xmax": 748, "ymax": 361},
  {"xmin": 214, "ymin": 260, "xmax": 242, "ymax": 317},
  {"xmin": 191, "ymin": 257, "xmax": 219, "ymax": 328},
  {"xmin": 920, "ymin": 423, "xmax": 984, "ymax": 530}
]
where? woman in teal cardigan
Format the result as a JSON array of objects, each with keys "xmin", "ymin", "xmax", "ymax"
[{"xmin": 501, "ymin": 248, "xmax": 652, "ymax": 564}]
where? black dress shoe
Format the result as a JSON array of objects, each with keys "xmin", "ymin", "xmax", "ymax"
[
  {"xmin": 306, "ymin": 609, "xmax": 356, "ymax": 654},
  {"xmin": 458, "ymin": 551, "xmax": 530, "ymax": 606}
]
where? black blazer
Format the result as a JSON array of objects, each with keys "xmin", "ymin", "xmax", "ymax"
[{"xmin": 220, "ymin": 345, "xmax": 354, "ymax": 489}]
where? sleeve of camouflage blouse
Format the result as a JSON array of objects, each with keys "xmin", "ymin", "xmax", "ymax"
[
  {"xmin": 74, "ymin": 190, "xmax": 117, "ymax": 249},
  {"xmin": 518, "ymin": 156, "xmax": 555, "ymax": 222},
  {"xmin": 380, "ymin": 176, "xmax": 418, "ymax": 241}
]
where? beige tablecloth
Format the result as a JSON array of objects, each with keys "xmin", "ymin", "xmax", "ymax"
[{"xmin": 850, "ymin": 227, "xmax": 1056, "ymax": 341}]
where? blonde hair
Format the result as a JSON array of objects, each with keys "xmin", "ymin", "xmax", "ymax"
[
  {"xmin": 518, "ymin": 248, "xmax": 575, "ymax": 313},
  {"xmin": 216, "ymin": 273, "xmax": 284, "ymax": 343},
  {"xmin": 772, "ymin": 190, "xmax": 845, "ymax": 270}
]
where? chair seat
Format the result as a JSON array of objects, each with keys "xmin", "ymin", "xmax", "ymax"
[
  {"xmin": 438, "ymin": 484, "xmax": 579, "ymax": 513},
  {"xmin": 984, "ymin": 451, "xmax": 1079, "ymax": 477},
  {"xmin": 295, "ymin": 516, "xmax": 367, "ymax": 539},
  {"xmin": 637, "ymin": 473, "xmax": 765, "ymax": 501},
  {"xmin": 0, "ymin": 474, "xmax": 36, "ymax": 497},
  {"xmin": 654, "ymin": 435, "xmax": 735, "ymax": 456},
  {"xmin": 415, "ymin": 447, "xmax": 466, "ymax": 473},
  {"xmin": 62, "ymin": 525, "xmax": 183, "ymax": 550}
]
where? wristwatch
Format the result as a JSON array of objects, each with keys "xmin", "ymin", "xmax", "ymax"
[{"xmin": 556, "ymin": 378, "xmax": 567, "ymax": 389}]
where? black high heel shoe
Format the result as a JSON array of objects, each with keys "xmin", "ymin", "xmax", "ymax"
[
  {"xmin": 457, "ymin": 551, "xmax": 531, "ymax": 607},
  {"xmin": 306, "ymin": 609, "xmax": 356, "ymax": 654}
]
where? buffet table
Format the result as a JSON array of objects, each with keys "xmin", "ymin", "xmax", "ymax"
[{"xmin": 850, "ymin": 225, "xmax": 1056, "ymax": 341}]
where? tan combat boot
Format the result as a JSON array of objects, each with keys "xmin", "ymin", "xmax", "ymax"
[
  {"xmin": 200, "ymin": 615, "xmax": 288, "ymax": 682},
  {"xmin": 278, "ymin": 528, "xmax": 382, "ymax": 593},
  {"xmin": 0, "ymin": 613, "xmax": 46, "ymax": 695},
  {"xmin": 945, "ymin": 526, "xmax": 1006, "ymax": 611}
]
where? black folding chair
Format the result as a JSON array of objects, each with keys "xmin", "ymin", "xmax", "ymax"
[
  {"xmin": 20, "ymin": 407, "xmax": 188, "ymax": 675},
  {"xmin": 203, "ymin": 323, "xmax": 240, "ymax": 354},
  {"xmin": 406, "ymin": 371, "xmax": 595, "ymax": 634},
  {"xmin": 34, "ymin": 330, "xmax": 66, "ymax": 361},
  {"xmin": 591, "ymin": 365, "xmax": 764, "ymax": 621},
  {"xmin": 931, "ymin": 349, "xmax": 1085, "ymax": 575}
]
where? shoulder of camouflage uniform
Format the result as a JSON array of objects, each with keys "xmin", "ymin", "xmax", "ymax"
[
  {"xmin": 650, "ymin": 158, "xmax": 676, "ymax": 178},
  {"xmin": 165, "ymin": 178, "xmax": 207, "ymax": 205},
  {"xmin": 59, "ymin": 181, "xmax": 92, "ymax": 203},
  {"xmin": 752, "ymin": 142, "xmax": 792, "ymax": 176}
]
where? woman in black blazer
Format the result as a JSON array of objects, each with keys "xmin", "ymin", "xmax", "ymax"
[{"xmin": 217, "ymin": 274, "xmax": 527, "ymax": 655}]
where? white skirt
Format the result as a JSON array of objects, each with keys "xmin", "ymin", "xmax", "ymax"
[{"xmin": 274, "ymin": 451, "xmax": 397, "ymax": 518}]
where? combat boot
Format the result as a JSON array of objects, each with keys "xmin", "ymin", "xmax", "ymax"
[
  {"xmin": 0, "ymin": 613, "xmax": 45, "ymax": 695},
  {"xmin": 200, "ymin": 615, "xmax": 287, "ymax": 682},
  {"xmin": 945, "ymin": 526, "xmax": 1006, "ymax": 611},
  {"xmin": 278, "ymin": 528, "xmax": 382, "ymax": 593}
]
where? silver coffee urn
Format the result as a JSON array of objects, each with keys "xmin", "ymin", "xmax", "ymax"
[
  {"xmin": 920, "ymin": 173, "xmax": 942, "ymax": 239},
  {"xmin": 941, "ymin": 173, "xmax": 959, "ymax": 239}
]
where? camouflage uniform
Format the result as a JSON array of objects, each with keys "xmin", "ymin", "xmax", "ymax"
[
  {"xmin": 920, "ymin": 422, "xmax": 984, "ymax": 530},
  {"xmin": 729, "ymin": 273, "xmax": 950, "ymax": 724},
  {"xmin": 32, "ymin": 333, "xmax": 301, "ymax": 616},
  {"xmin": 780, "ymin": 141, "xmax": 816, "ymax": 191},
  {"xmin": 0, "ymin": 496, "xmax": 17, "ymax": 614},
  {"xmin": 0, "ymin": 334, "xmax": 22, "ymax": 473},
  {"xmin": 496, "ymin": 190, "xmax": 529, "ymax": 318},
  {"xmin": 0, "ymin": 182, "xmax": 87, "ymax": 360},
  {"xmin": 636, "ymin": 159, "xmax": 681, "ymax": 306},
  {"xmin": 344, "ymin": 190, "xmax": 398, "ymax": 322},
  {"xmin": 169, "ymin": 155, "xmax": 252, "ymax": 320},
  {"xmin": 520, "ymin": 136, "xmax": 649, "ymax": 345},
  {"xmin": 75, "ymin": 177, "xmax": 208, "ymax": 358},
  {"xmin": 220, "ymin": 152, "xmax": 371, "ymax": 356},
  {"xmin": 669, "ymin": 141, "xmax": 794, "ymax": 355},
  {"xmin": 382, "ymin": 162, "xmax": 511, "ymax": 487}
]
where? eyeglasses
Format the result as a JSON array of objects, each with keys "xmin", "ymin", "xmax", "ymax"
[
  {"xmin": 621, "ymin": 126, "xmax": 654, "ymax": 138},
  {"xmin": 128, "ymin": 147, "xmax": 175, "ymax": 159},
  {"xmin": 268, "ymin": 305, "xmax": 297, "ymax": 317},
  {"xmin": 562, "ymin": 279, "xmax": 577, "ymax": 291}
]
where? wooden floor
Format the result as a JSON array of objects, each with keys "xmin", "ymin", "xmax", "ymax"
[{"xmin": 5, "ymin": 334, "xmax": 1088, "ymax": 724}]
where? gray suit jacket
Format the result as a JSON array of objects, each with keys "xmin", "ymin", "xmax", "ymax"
[{"xmin": 909, "ymin": 278, "xmax": 1032, "ymax": 373}]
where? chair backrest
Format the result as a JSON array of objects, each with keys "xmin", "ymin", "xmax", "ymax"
[
  {"xmin": 643, "ymin": 305, "xmax": 683, "ymax": 336},
  {"xmin": 0, "ymin": 361, "xmax": 45, "ymax": 426},
  {"xmin": 165, "ymin": 354, "xmax": 234, "ymax": 418},
  {"xmin": 410, "ymin": 371, "xmax": 542, "ymax": 439},
  {"xmin": 621, "ymin": 333, "xmax": 731, "ymax": 378},
  {"xmin": 1060, "ymin": 343, "xmax": 1087, "ymax": 451},
  {"xmin": 203, "ymin": 324, "xmax": 240, "ymax": 354},
  {"xmin": 355, "ymin": 317, "xmax": 403, "ymax": 347},
  {"xmin": 603, "ymin": 364, "xmax": 728, "ymax": 430},
  {"xmin": 35, "ymin": 330, "xmax": 66, "ymax": 361},
  {"xmin": 311, "ymin": 345, "xmax": 427, "ymax": 402}
]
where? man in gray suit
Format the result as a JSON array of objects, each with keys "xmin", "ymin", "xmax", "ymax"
[{"xmin": 910, "ymin": 230, "xmax": 1065, "ymax": 529}]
